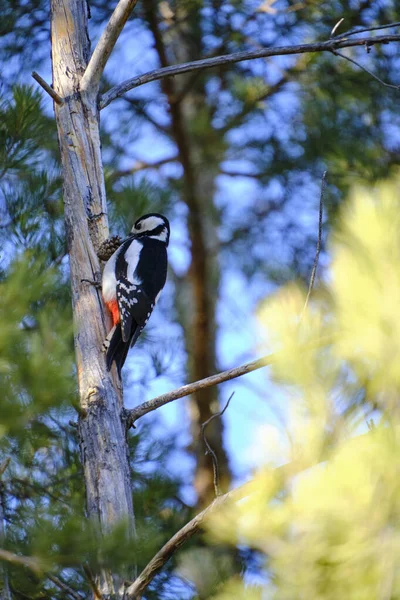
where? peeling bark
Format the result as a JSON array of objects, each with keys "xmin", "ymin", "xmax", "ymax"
[{"xmin": 50, "ymin": 0, "xmax": 134, "ymax": 595}]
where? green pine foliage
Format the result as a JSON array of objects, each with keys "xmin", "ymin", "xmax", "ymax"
[
  {"xmin": 206, "ymin": 181, "xmax": 400, "ymax": 599},
  {"xmin": 1, "ymin": 0, "xmax": 400, "ymax": 597},
  {"xmin": 0, "ymin": 83, "xmax": 189, "ymax": 598}
]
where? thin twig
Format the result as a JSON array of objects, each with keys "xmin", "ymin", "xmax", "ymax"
[
  {"xmin": 0, "ymin": 459, "xmax": 10, "ymax": 478},
  {"xmin": 333, "ymin": 49, "xmax": 400, "ymax": 90},
  {"xmin": 201, "ymin": 393, "xmax": 234, "ymax": 497},
  {"xmin": 0, "ymin": 459, "xmax": 11, "ymax": 600},
  {"xmin": 330, "ymin": 18, "xmax": 345, "ymax": 38},
  {"xmin": 31, "ymin": 72, "xmax": 64, "ymax": 105},
  {"xmin": 301, "ymin": 171, "xmax": 326, "ymax": 318},
  {"xmin": 100, "ymin": 32, "xmax": 400, "ymax": 109},
  {"xmin": 333, "ymin": 21, "xmax": 400, "ymax": 40},
  {"xmin": 46, "ymin": 574, "xmax": 84, "ymax": 600},
  {"xmin": 0, "ymin": 549, "xmax": 83, "ymax": 600},
  {"xmin": 80, "ymin": 0, "xmax": 138, "ymax": 92},
  {"xmin": 108, "ymin": 155, "xmax": 178, "ymax": 181},
  {"xmin": 83, "ymin": 564, "xmax": 103, "ymax": 600},
  {"xmin": 127, "ymin": 353, "xmax": 274, "ymax": 427}
]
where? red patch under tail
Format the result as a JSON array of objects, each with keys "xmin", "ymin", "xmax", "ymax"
[{"xmin": 105, "ymin": 299, "xmax": 120, "ymax": 326}]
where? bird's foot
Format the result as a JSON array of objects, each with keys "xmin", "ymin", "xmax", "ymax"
[{"xmin": 81, "ymin": 271, "xmax": 102, "ymax": 289}]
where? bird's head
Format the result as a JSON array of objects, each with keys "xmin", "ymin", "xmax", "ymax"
[{"xmin": 131, "ymin": 213, "xmax": 170, "ymax": 245}]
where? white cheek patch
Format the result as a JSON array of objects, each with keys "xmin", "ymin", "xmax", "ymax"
[{"xmin": 137, "ymin": 216, "xmax": 164, "ymax": 232}]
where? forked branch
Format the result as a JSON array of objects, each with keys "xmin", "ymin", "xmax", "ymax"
[
  {"xmin": 100, "ymin": 32, "xmax": 400, "ymax": 109},
  {"xmin": 81, "ymin": 0, "xmax": 138, "ymax": 92}
]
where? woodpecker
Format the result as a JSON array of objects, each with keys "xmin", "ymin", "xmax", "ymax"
[{"xmin": 102, "ymin": 213, "xmax": 170, "ymax": 376}]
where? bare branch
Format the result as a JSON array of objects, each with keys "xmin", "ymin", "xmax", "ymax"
[
  {"xmin": 80, "ymin": 0, "xmax": 138, "ymax": 93},
  {"xmin": 46, "ymin": 574, "xmax": 84, "ymax": 600},
  {"xmin": 100, "ymin": 32, "xmax": 400, "ymax": 109},
  {"xmin": 0, "ymin": 459, "xmax": 11, "ymax": 600},
  {"xmin": 333, "ymin": 20, "xmax": 400, "ymax": 40},
  {"xmin": 0, "ymin": 548, "xmax": 83, "ymax": 600},
  {"xmin": 0, "ymin": 459, "xmax": 10, "ymax": 478},
  {"xmin": 83, "ymin": 564, "xmax": 103, "ymax": 600},
  {"xmin": 124, "ymin": 481, "xmax": 251, "ymax": 599},
  {"xmin": 108, "ymin": 155, "xmax": 178, "ymax": 182},
  {"xmin": 125, "ymin": 425, "xmax": 371, "ymax": 599},
  {"xmin": 202, "ymin": 393, "xmax": 234, "ymax": 497},
  {"xmin": 31, "ymin": 71, "xmax": 64, "ymax": 105},
  {"xmin": 124, "ymin": 445, "xmax": 336, "ymax": 599},
  {"xmin": 301, "ymin": 170, "xmax": 326, "ymax": 318},
  {"xmin": 0, "ymin": 548, "xmax": 43, "ymax": 573},
  {"xmin": 127, "ymin": 353, "xmax": 274, "ymax": 427},
  {"xmin": 332, "ymin": 49, "xmax": 400, "ymax": 90}
]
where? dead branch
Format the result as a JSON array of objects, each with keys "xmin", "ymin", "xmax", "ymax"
[
  {"xmin": 0, "ymin": 548, "xmax": 84, "ymax": 600},
  {"xmin": 46, "ymin": 574, "xmax": 84, "ymax": 600},
  {"xmin": 333, "ymin": 20, "xmax": 400, "ymax": 40},
  {"xmin": 201, "ymin": 393, "xmax": 234, "ymax": 497},
  {"xmin": 124, "ymin": 426, "xmax": 371, "ymax": 599},
  {"xmin": 127, "ymin": 334, "xmax": 334, "ymax": 428},
  {"xmin": 100, "ymin": 32, "xmax": 400, "ymax": 109},
  {"xmin": 124, "ymin": 482, "xmax": 250, "ymax": 599},
  {"xmin": 0, "ymin": 549, "xmax": 43, "ymax": 573},
  {"xmin": 127, "ymin": 353, "xmax": 274, "ymax": 427},
  {"xmin": 108, "ymin": 155, "xmax": 178, "ymax": 181},
  {"xmin": 31, "ymin": 71, "xmax": 64, "ymax": 105},
  {"xmin": 80, "ymin": 0, "xmax": 138, "ymax": 92},
  {"xmin": 83, "ymin": 564, "xmax": 103, "ymax": 599},
  {"xmin": 332, "ymin": 49, "xmax": 400, "ymax": 90},
  {"xmin": 123, "ymin": 450, "xmax": 328, "ymax": 598}
]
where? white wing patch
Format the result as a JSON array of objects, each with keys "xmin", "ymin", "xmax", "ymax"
[{"xmin": 124, "ymin": 239, "xmax": 143, "ymax": 284}]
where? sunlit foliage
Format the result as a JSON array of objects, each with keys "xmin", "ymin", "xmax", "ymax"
[{"xmin": 207, "ymin": 180, "xmax": 400, "ymax": 599}]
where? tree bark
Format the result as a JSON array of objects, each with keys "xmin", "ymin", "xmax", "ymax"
[{"xmin": 50, "ymin": 0, "xmax": 134, "ymax": 596}]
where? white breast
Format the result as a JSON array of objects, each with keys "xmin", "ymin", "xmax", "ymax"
[
  {"xmin": 102, "ymin": 239, "xmax": 143, "ymax": 305},
  {"xmin": 102, "ymin": 250, "xmax": 118, "ymax": 303}
]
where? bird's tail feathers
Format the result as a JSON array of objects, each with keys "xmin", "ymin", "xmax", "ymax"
[{"xmin": 106, "ymin": 324, "xmax": 129, "ymax": 377}]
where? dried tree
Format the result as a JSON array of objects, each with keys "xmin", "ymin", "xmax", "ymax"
[
  {"xmin": 50, "ymin": 0, "xmax": 137, "ymax": 595},
  {"xmin": 37, "ymin": 1, "xmax": 400, "ymax": 595}
]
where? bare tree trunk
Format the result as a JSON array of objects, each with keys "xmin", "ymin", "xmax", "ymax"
[{"xmin": 50, "ymin": 0, "xmax": 134, "ymax": 595}]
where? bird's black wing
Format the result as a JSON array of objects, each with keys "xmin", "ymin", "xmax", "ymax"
[
  {"xmin": 135, "ymin": 238, "xmax": 168, "ymax": 298},
  {"xmin": 115, "ymin": 238, "xmax": 163, "ymax": 344},
  {"xmin": 116, "ymin": 276, "xmax": 155, "ymax": 343},
  {"xmin": 108, "ymin": 237, "xmax": 167, "ymax": 376}
]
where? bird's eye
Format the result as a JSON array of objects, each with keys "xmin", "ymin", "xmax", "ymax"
[{"xmin": 136, "ymin": 223, "xmax": 141, "ymax": 230}]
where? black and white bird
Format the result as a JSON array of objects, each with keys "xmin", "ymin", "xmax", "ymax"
[{"xmin": 102, "ymin": 213, "xmax": 170, "ymax": 376}]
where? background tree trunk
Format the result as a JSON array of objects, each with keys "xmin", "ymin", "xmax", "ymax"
[
  {"xmin": 143, "ymin": 0, "xmax": 230, "ymax": 507},
  {"xmin": 50, "ymin": 0, "xmax": 135, "ymax": 595}
]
